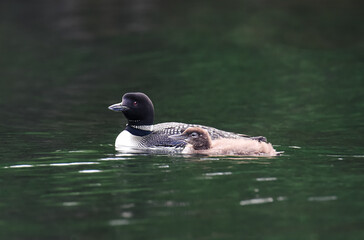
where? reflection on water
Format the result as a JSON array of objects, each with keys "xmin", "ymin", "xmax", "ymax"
[
  {"xmin": 78, "ymin": 169, "xmax": 102, "ymax": 173},
  {"xmin": 0, "ymin": 147, "xmax": 363, "ymax": 239},
  {"xmin": 204, "ymin": 171, "xmax": 232, "ymax": 177},
  {"xmin": 239, "ymin": 197, "xmax": 274, "ymax": 206},
  {"xmin": 256, "ymin": 177, "xmax": 277, "ymax": 182},
  {"xmin": 307, "ymin": 196, "xmax": 337, "ymax": 202},
  {"xmin": 62, "ymin": 202, "xmax": 80, "ymax": 207},
  {"xmin": 4, "ymin": 161, "xmax": 99, "ymax": 168},
  {"xmin": 109, "ymin": 219, "xmax": 131, "ymax": 226}
]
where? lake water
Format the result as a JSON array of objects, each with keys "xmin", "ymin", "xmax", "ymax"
[{"xmin": 1, "ymin": 0, "xmax": 364, "ymax": 239}]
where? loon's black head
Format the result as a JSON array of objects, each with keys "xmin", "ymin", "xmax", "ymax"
[
  {"xmin": 170, "ymin": 127, "xmax": 212, "ymax": 150},
  {"xmin": 109, "ymin": 92, "xmax": 154, "ymax": 126}
]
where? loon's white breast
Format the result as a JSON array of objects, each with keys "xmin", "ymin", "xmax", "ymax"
[
  {"xmin": 115, "ymin": 128, "xmax": 186, "ymax": 154},
  {"xmin": 115, "ymin": 130, "xmax": 143, "ymax": 148}
]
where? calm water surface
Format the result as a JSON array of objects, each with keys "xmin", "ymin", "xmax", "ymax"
[{"xmin": 0, "ymin": 0, "xmax": 364, "ymax": 239}]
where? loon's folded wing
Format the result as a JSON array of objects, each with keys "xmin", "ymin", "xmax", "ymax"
[{"xmin": 153, "ymin": 122, "xmax": 250, "ymax": 139}]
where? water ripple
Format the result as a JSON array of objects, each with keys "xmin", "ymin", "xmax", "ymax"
[
  {"xmin": 4, "ymin": 161, "xmax": 99, "ymax": 169},
  {"xmin": 204, "ymin": 172, "xmax": 232, "ymax": 177},
  {"xmin": 50, "ymin": 162, "xmax": 99, "ymax": 166},
  {"xmin": 6, "ymin": 164, "xmax": 34, "ymax": 168},
  {"xmin": 109, "ymin": 219, "xmax": 130, "ymax": 226},
  {"xmin": 62, "ymin": 202, "xmax": 80, "ymax": 207},
  {"xmin": 79, "ymin": 169, "xmax": 102, "ymax": 173},
  {"xmin": 256, "ymin": 177, "xmax": 277, "ymax": 182},
  {"xmin": 239, "ymin": 197, "xmax": 274, "ymax": 206},
  {"xmin": 308, "ymin": 196, "xmax": 337, "ymax": 202},
  {"xmin": 99, "ymin": 157, "xmax": 132, "ymax": 161}
]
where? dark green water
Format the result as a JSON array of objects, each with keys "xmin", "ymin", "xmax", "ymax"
[{"xmin": 1, "ymin": 0, "xmax": 364, "ymax": 239}]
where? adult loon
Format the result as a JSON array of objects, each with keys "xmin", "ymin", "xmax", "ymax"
[
  {"xmin": 170, "ymin": 127, "xmax": 278, "ymax": 156},
  {"xmin": 108, "ymin": 92, "xmax": 267, "ymax": 151}
]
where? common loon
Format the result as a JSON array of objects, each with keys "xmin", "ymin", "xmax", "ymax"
[
  {"xmin": 170, "ymin": 127, "xmax": 278, "ymax": 156},
  {"xmin": 108, "ymin": 92, "xmax": 267, "ymax": 151}
]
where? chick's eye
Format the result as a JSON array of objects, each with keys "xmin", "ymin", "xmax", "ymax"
[
  {"xmin": 133, "ymin": 101, "xmax": 138, "ymax": 106},
  {"xmin": 191, "ymin": 132, "xmax": 198, "ymax": 138}
]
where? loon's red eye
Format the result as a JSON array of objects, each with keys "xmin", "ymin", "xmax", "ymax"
[{"xmin": 133, "ymin": 101, "xmax": 138, "ymax": 106}]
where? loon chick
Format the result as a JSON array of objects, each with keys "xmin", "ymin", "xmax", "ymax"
[
  {"xmin": 170, "ymin": 127, "xmax": 278, "ymax": 156},
  {"xmin": 108, "ymin": 92, "xmax": 267, "ymax": 151}
]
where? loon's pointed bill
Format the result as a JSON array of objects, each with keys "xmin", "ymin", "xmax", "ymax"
[{"xmin": 108, "ymin": 103, "xmax": 129, "ymax": 112}]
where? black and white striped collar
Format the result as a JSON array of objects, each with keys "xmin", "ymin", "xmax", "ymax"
[
  {"xmin": 128, "ymin": 124, "xmax": 153, "ymax": 131},
  {"xmin": 125, "ymin": 124, "xmax": 153, "ymax": 136}
]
